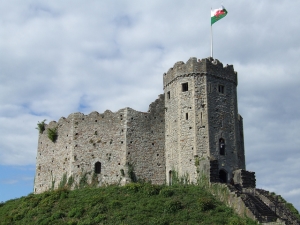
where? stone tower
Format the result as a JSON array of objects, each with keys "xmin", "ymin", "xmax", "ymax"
[{"xmin": 164, "ymin": 57, "xmax": 245, "ymax": 184}]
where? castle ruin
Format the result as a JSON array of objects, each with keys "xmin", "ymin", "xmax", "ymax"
[
  {"xmin": 34, "ymin": 57, "xmax": 300, "ymax": 224},
  {"xmin": 34, "ymin": 56, "xmax": 249, "ymax": 193}
]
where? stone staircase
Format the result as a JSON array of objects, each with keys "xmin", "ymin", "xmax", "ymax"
[{"xmin": 242, "ymin": 192, "xmax": 278, "ymax": 223}]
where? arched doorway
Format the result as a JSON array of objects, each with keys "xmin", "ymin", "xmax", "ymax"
[
  {"xmin": 219, "ymin": 169, "xmax": 227, "ymax": 183},
  {"xmin": 95, "ymin": 162, "xmax": 101, "ymax": 174}
]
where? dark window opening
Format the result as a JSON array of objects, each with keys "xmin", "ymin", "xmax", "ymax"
[
  {"xmin": 186, "ymin": 113, "xmax": 188, "ymax": 120},
  {"xmin": 95, "ymin": 162, "xmax": 101, "ymax": 174},
  {"xmin": 169, "ymin": 170, "xmax": 172, "ymax": 185},
  {"xmin": 218, "ymin": 85, "xmax": 224, "ymax": 93},
  {"xmin": 167, "ymin": 91, "xmax": 170, "ymax": 99},
  {"xmin": 219, "ymin": 170, "xmax": 227, "ymax": 183},
  {"xmin": 219, "ymin": 138, "xmax": 225, "ymax": 155},
  {"xmin": 182, "ymin": 83, "xmax": 188, "ymax": 92}
]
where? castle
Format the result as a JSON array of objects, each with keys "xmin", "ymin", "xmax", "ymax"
[
  {"xmin": 34, "ymin": 56, "xmax": 251, "ymax": 193},
  {"xmin": 34, "ymin": 57, "xmax": 300, "ymax": 224}
]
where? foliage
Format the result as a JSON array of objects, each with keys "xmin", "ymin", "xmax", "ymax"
[
  {"xmin": 47, "ymin": 127, "xmax": 58, "ymax": 142},
  {"xmin": 120, "ymin": 169, "xmax": 125, "ymax": 176},
  {"xmin": 58, "ymin": 173, "xmax": 67, "ymax": 189},
  {"xmin": 79, "ymin": 172, "xmax": 89, "ymax": 188},
  {"xmin": 0, "ymin": 183, "xmax": 262, "ymax": 225},
  {"xmin": 127, "ymin": 162, "xmax": 137, "ymax": 182},
  {"xmin": 36, "ymin": 119, "xmax": 46, "ymax": 134},
  {"xmin": 67, "ymin": 176, "xmax": 74, "ymax": 188}
]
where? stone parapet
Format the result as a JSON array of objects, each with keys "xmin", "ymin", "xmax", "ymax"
[{"xmin": 163, "ymin": 57, "xmax": 237, "ymax": 89}]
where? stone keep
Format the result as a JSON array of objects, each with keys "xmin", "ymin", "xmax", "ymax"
[{"xmin": 34, "ymin": 57, "xmax": 248, "ymax": 194}]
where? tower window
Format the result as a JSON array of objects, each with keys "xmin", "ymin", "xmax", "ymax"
[
  {"xmin": 218, "ymin": 85, "xmax": 224, "ymax": 93},
  {"xmin": 182, "ymin": 83, "xmax": 188, "ymax": 92},
  {"xmin": 186, "ymin": 113, "xmax": 188, "ymax": 120},
  {"xmin": 95, "ymin": 162, "xmax": 101, "ymax": 174},
  {"xmin": 167, "ymin": 91, "xmax": 170, "ymax": 99},
  {"xmin": 219, "ymin": 138, "xmax": 225, "ymax": 155}
]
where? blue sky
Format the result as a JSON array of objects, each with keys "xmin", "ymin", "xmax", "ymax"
[{"xmin": 1, "ymin": 0, "xmax": 300, "ymax": 211}]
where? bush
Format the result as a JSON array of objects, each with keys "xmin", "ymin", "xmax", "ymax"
[
  {"xmin": 94, "ymin": 214, "xmax": 107, "ymax": 223},
  {"xmin": 164, "ymin": 199, "xmax": 183, "ymax": 213},
  {"xmin": 47, "ymin": 127, "xmax": 58, "ymax": 142},
  {"xmin": 143, "ymin": 184, "xmax": 161, "ymax": 196},
  {"xmin": 198, "ymin": 197, "xmax": 216, "ymax": 211},
  {"xmin": 36, "ymin": 119, "xmax": 46, "ymax": 134},
  {"xmin": 160, "ymin": 188, "xmax": 175, "ymax": 197}
]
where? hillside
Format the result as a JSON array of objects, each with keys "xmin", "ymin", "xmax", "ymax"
[{"xmin": 0, "ymin": 183, "xmax": 258, "ymax": 225}]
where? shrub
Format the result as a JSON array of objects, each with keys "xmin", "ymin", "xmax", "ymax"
[
  {"xmin": 143, "ymin": 184, "xmax": 161, "ymax": 196},
  {"xmin": 198, "ymin": 197, "xmax": 216, "ymax": 211},
  {"xmin": 36, "ymin": 119, "xmax": 46, "ymax": 134},
  {"xmin": 94, "ymin": 214, "xmax": 107, "ymax": 223},
  {"xmin": 164, "ymin": 199, "xmax": 183, "ymax": 213},
  {"xmin": 125, "ymin": 182, "xmax": 143, "ymax": 193},
  {"xmin": 160, "ymin": 188, "xmax": 175, "ymax": 197},
  {"xmin": 47, "ymin": 127, "xmax": 58, "ymax": 142}
]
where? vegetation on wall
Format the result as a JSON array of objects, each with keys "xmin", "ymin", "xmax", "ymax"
[
  {"xmin": 36, "ymin": 119, "xmax": 46, "ymax": 134},
  {"xmin": 47, "ymin": 127, "xmax": 58, "ymax": 142},
  {"xmin": 127, "ymin": 162, "xmax": 137, "ymax": 182}
]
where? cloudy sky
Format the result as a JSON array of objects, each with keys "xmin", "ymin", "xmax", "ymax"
[{"xmin": 1, "ymin": 0, "xmax": 300, "ymax": 211}]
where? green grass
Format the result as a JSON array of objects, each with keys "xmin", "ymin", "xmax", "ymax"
[{"xmin": 0, "ymin": 183, "xmax": 258, "ymax": 225}]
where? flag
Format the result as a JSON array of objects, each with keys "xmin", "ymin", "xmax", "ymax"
[{"xmin": 211, "ymin": 6, "xmax": 228, "ymax": 25}]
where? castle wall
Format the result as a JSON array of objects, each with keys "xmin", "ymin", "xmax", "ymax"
[
  {"xmin": 35, "ymin": 117, "xmax": 74, "ymax": 193},
  {"xmin": 125, "ymin": 95, "xmax": 165, "ymax": 184},
  {"xmin": 35, "ymin": 56, "xmax": 247, "ymax": 193},
  {"xmin": 70, "ymin": 110, "xmax": 127, "ymax": 186}
]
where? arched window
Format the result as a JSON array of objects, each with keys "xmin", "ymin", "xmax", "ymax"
[
  {"xmin": 219, "ymin": 138, "xmax": 225, "ymax": 155},
  {"xmin": 219, "ymin": 169, "xmax": 227, "ymax": 183},
  {"xmin": 95, "ymin": 162, "xmax": 101, "ymax": 174}
]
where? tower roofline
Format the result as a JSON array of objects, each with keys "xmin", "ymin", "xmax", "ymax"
[{"xmin": 163, "ymin": 57, "xmax": 237, "ymax": 89}]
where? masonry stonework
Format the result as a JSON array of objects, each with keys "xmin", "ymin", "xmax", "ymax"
[{"xmin": 34, "ymin": 57, "xmax": 247, "ymax": 194}]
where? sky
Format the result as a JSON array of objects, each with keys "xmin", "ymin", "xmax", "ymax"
[{"xmin": 1, "ymin": 0, "xmax": 300, "ymax": 211}]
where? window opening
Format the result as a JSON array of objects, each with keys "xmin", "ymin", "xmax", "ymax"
[
  {"xmin": 219, "ymin": 170, "xmax": 227, "ymax": 183},
  {"xmin": 167, "ymin": 91, "xmax": 170, "ymax": 99},
  {"xmin": 186, "ymin": 113, "xmax": 188, "ymax": 120},
  {"xmin": 218, "ymin": 85, "xmax": 224, "ymax": 93},
  {"xmin": 95, "ymin": 162, "xmax": 101, "ymax": 174},
  {"xmin": 219, "ymin": 138, "xmax": 225, "ymax": 155},
  {"xmin": 169, "ymin": 170, "xmax": 172, "ymax": 185},
  {"xmin": 182, "ymin": 83, "xmax": 188, "ymax": 92}
]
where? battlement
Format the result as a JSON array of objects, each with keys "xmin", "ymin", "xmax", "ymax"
[{"xmin": 163, "ymin": 57, "xmax": 237, "ymax": 88}]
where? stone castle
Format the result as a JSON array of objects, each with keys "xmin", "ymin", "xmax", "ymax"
[
  {"xmin": 35, "ymin": 56, "xmax": 249, "ymax": 193},
  {"xmin": 34, "ymin": 57, "xmax": 300, "ymax": 224}
]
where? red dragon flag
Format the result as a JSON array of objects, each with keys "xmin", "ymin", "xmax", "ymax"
[{"xmin": 211, "ymin": 6, "xmax": 228, "ymax": 25}]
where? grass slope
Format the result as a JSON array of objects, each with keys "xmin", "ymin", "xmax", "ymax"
[{"xmin": 0, "ymin": 183, "xmax": 258, "ymax": 225}]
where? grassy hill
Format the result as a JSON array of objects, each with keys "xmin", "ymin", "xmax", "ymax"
[{"xmin": 0, "ymin": 183, "xmax": 258, "ymax": 225}]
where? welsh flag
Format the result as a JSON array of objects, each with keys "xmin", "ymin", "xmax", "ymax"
[{"xmin": 211, "ymin": 6, "xmax": 228, "ymax": 25}]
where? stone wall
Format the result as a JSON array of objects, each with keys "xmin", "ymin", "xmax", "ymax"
[{"xmin": 126, "ymin": 94, "xmax": 165, "ymax": 184}]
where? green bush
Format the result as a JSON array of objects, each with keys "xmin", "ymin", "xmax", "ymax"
[
  {"xmin": 160, "ymin": 188, "xmax": 174, "ymax": 197},
  {"xmin": 36, "ymin": 119, "xmax": 46, "ymax": 134},
  {"xmin": 164, "ymin": 199, "xmax": 183, "ymax": 213},
  {"xmin": 198, "ymin": 197, "xmax": 216, "ymax": 211},
  {"xmin": 47, "ymin": 127, "xmax": 58, "ymax": 142}
]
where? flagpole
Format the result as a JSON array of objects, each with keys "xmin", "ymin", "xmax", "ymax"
[
  {"xmin": 211, "ymin": 25, "xmax": 213, "ymax": 58},
  {"xmin": 210, "ymin": 7, "xmax": 213, "ymax": 58}
]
